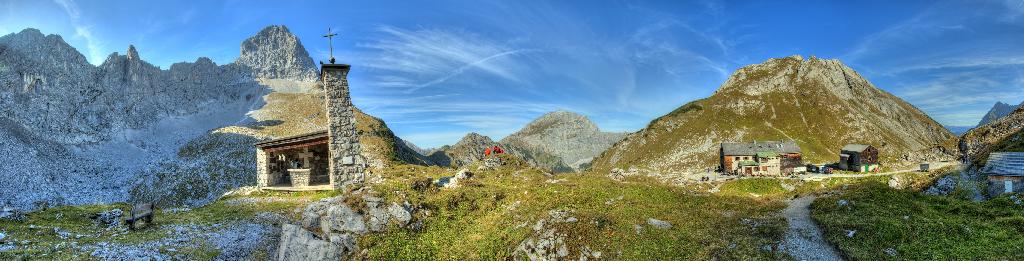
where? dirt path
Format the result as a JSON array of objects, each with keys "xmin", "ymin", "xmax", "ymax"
[{"xmin": 782, "ymin": 196, "xmax": 843, "ymax": 261}]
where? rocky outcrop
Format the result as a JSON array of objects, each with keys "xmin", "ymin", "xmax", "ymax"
[
  {"xmin": 277, "ymin": 224, "xmax": 349, "ymax": 261},
  {"xmin": 234, "ymin": 25, "xmax": 318, "ymax": 82},
  {"xmin": 0, "ymin": 27, "xmax": 270, "ymax": 211},
  {"xmin": 976, "ymin": 101, "xmax": 1020, "ymax": 128},
  {"xmin": 500, "ymin": 111, "xmax": 625, "ymax": 172},
  {"xmin": 513, "ymin": 209, "xmax": 602, "ymax": 261},
  {"xmin": 284, "ymin": 194, "xmax": 416, "ymax": 259},
  {"xmin": 591, "ymin": 55, "xmax": 955, "ymax": 175}
]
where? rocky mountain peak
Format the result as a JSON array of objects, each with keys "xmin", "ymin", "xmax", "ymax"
[
  {"xmin": 500, "ymin": 110, "xmax": 626, "ymax": 172},
  {"xmin": 234, "ymin": 25, "xmax": 318, "ymax": 82},
  {"xmin": 716, "ymin": 55, "xmax": 871, "ymax": 100},
  {"xmin": 520, "ymin": 110, "xmax": 599, "ymax": 134},
  {"xmin": 126, "ymin": 45, "xmax": 140, "ymax": 60},
  {"xmin": 976, "ymin": 101, "xmax": 1021, "ymax": 127},
  {"xmin": 457, "ymin": 132, "xmax": 495, "ymax": 146},
  {"xmin": 0, "ymin": 28, "xmax": 92, "ymax": 69}
]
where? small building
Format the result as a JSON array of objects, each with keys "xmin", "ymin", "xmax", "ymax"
[
  {"xmin": 839, "ymin": 144, "xmax": 879, "ymax": 172},
  {"xmin": 255, "ymin": 63, "xmax": 365, "ymax": 191},
  {"xmin": 984, "ymin": 152, "xmax": 1024, "ymax": 196},
  {"xmin": 720, "ymin": 140, "xmax": 802, "ymax": 176},
  {"xmin": 255, "ymin": 131, "xmax": 331, "ymax": 189}
]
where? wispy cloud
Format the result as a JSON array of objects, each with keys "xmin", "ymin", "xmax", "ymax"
[
  {"xmin": 53, "ymin": 0, "xmax": 104, "ymax": 64},
  {"xmin": 355, "ymin": 26, "xmax": 530, "ymax": 93}
]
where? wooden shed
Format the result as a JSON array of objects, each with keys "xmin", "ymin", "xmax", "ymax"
[{"xmin": 839, "ymin": 144, "xmax": 879, "ymax": 172}]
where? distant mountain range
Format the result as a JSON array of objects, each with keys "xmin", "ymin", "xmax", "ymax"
[
  {"xmin": 590, "ymin": 55, "xmax": 955, "ymax": 174},
  {"xmin": 945, "ymin": 125, "xmax": 973, "ymax": 135},
  {"xmin": 421, "ymin": 111, "xmax": 625, "ymax": 172}
]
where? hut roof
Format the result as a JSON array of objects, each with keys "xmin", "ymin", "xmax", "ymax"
[
  {"xmin": 721, "ymin": 140, "xmax": 801, "ymax": 156},
  {"xmin": 983, "ymin": 152, "xmax": 1024, "ymax": 177},
  {"xmin": 255, "ymin": 130, "xmax": 328, "ymax": 149},
  {"xmin": 841, "ymin": 144, "xmax": 872, "ymax": 153}
]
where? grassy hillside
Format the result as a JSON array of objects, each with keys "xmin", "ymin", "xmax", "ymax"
[
  {"xmin": 812, "ymin": 170, "xmax": 1024, "ymax": 260},
  {"xmin": 591, "ymin": 56, "xmax": 953, "ymax": 174}
]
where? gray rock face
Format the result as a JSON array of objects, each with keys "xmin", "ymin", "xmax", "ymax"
[
  {"xmin": 277, "ymin": 224, "xmax": 347, "ymax": 261},
  {"xmin": 976, "ymin": 101, "xmax": 1021, "ymax": 128},
  {"xmin": 0, "ymin": 27, "xmax": 282, "ymax": 211},
  {"xmin": 235, "ymin": 25, "xmax": 318, "ymax": 82},
  {"xmin": 501, "ymin": 111, "xmax": 626, "ymax": 172}
]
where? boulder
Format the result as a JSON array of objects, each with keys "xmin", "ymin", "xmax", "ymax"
[
  {"xmin": 440, "ymin": 169, "xmax": 474, "ymax": 189},
  {"xmin": 647, "ymin": 218, "xmax": 672, "ymax": 229},
  {"xmin": 388, "ymin": 203, "xmax": 412, "ymax": 226},
  {"xmin": 321, "ymin": 205, "xmax": 367, "ymax": 235},
  {"xmin": 277, "ymin": 224, "xmax": 347, "ymax": 261},
  {"xmin": 366, "ymin": 206, "xmax": 390, "ymax": 232}
]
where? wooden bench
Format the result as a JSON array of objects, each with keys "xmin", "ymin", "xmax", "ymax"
[{"xmin": 125, "ymin": 203, "xmax": 155, "ymax": 230}]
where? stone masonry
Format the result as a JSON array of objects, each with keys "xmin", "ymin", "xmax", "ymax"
[
  {"xmin": 256, "ymin": 149, "xmax": 271, "ymax": 187},
  {"xmin": 322, "ymin": 64, "xmax": 364, "ymax": 190}
]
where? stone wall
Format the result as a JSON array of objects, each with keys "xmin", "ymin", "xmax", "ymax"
[
  {"xmin": 988, "ymin": 175, "xmax": 1024, "ymax": 197},
  {"xmin": 256, "ymin": 149, "xmax": 270, "ymax": 187},
  {"xmin": 322, "ymin": 64, "xmax": 364, "ymax": 190}
]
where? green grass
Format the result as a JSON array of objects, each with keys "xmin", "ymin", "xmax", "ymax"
[
  {"xmin": 359, "ymin": 155, "xmax": 791, "ymax": 260},
  {"xmin": 717, "ymin": 178, "xmax": 788, "ymax": 198},
  {"xmin": 811, "ymin": 176, "xmax": 1024, "ymax": 260}
]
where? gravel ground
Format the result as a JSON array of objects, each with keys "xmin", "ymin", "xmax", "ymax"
[{"xmin": 782, "ymin": 196, "xmax": 843, "ymax": 261}]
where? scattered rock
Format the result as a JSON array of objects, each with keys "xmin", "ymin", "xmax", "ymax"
[
  {"xmin": 483, "ymin": 157, "xmax": 502, "ymax": 169},
  {"xmin": 277, "ymin": 224, "xmax": 349, "ymax": 261},
  {"xmin": 845, "ymin": 230, "xmax": 856, "ymax": 238},
  {"xmin": 513, "ymin": 209, "xmax": 581, "ymax": 260},
  {"xmin": 440, "ymin": 169, "xmax": 474, "ymax": 188},
  {"xmin": 883, "ymin": 247, "xmax": 898, "ymax": 257},
  {"xmin": 836, "ymin": 200, "xmax": 849, "ymax": 207},
  {"xmin": 925, "ymin": 176, "xmax": 957, "ymax": 196},
  {"xmin": 647, "ymin": 218, "xmax": 672, "ymax": 229},
  {"xmin": 888, "ymin": 176, "xmax": 906, "ymax": 189},
  {"xmin": 609, "ymin": 168, "xmax": 626, "ymax": 182},
  {"xmin": 90, "ymin": 209, "xmax": 123, "ymax": 228},
  {"xmin": 634, "ymin": 224, "xmax": 644, "ymax": 235}
]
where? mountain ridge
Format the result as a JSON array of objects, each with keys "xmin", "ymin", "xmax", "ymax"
[
  {"xmin": 591, "ymin": 55, "xmax": 954, "ymax": 175},
  {"xmin": 976, "ymin": 101, "xmax": 1021, "ymax": 128}
]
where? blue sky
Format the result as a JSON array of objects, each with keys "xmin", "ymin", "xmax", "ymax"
[{"xmin": 2, "ymin": 0, "xmax": 1023, "ymax": 148}]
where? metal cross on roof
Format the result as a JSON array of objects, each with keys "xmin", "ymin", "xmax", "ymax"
[{"xmin": 323, "ymin": 27, "xmax": 339, "ymax": 64}]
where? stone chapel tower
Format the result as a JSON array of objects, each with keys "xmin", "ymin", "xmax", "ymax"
[{"xmin": 321, "ymin": 63, "xmax": 364, "ymax": 190}]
